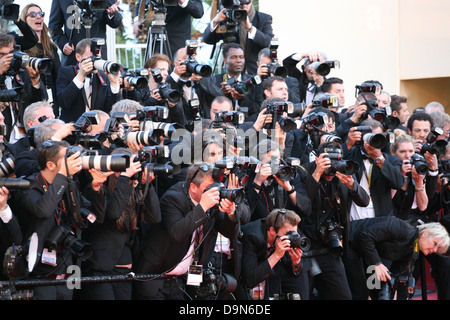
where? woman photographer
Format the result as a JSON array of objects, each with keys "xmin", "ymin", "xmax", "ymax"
[
  {"xmin": 20, "ymin": 3, "xmax": 61, "ymax": 116},
  {"xmin": 78, "ymin": 148, "xmax": 161, "ymax": 300}
]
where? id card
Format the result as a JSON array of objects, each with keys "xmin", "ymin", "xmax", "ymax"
[
  {"xmin": 186, "ymin": 265, "xmax": 203, "ymax": 286},
  {"xmin": 41, "ymin": 248, "xmax": 57, "ymax": 266}
]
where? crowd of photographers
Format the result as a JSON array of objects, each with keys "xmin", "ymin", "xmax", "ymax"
[{"xmin": 0, "ymin": 0, "xmax": 450, "ymax": 301}]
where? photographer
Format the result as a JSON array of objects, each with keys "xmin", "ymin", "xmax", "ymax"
[
  {"xmin": 390, "ymin": 130, "xmax": 435, "ymax": 223},
  {"xmin": 166, "ymin": 45, "xmax": 222, "ymax": 122},
  {"xmin": 0, "ymin": 186, "xmax": 23, "ymax": 280},
  {"xmin": 390, "ymin": 95, "xmax": 410, "ymax": 131},
  {"xmin": 300, "ymin": 141, "xmax": 370, "ymax": 300},
  {"xmin": 133, "ymin": 0, "xmax": 204, "ymax": 59},
  {"xmin": 348, "ymin": 216, "xmax": 450, "ymax": 300},
  {"xmin": 257, "ymin": 48, "xmax": 300, "ymax": 103},
  {"xmin": 49, "ymin": 0, "xmax": 122, "ymax": 66},
  {"xmin": 205, "ymin": 43, "xmax": 263, "ymax": 121},
  {"xmin": 203, "ymin": 0, "xmax": 273, "ymax": 75},
  {"xmin": 240, "ymin": 208, "xmax": 304, "ymax": 300},
  {"xmin": 55, "ymin": 38, "xmax": 121, "ymax": 123},
  {"xmin": 134, "ymin": 162, "xmax": 240, "ymax": 300},
  {"xmin": 0, "ymin": 33, "xmax": 48, "ymax": 143},
  {"xmin": 13, "ymin": 140, "xmax": 103, "ymax": 299},
  {"xmin": 127, "ymin": 53, "xmax": 185, "ymax": 126},
  {"xmin": 244, "ymin": 139, "xmax": 311, "ymax": 221},
  {"xmin": 79, "ymin": 148, "xmax": 161, "ymax": 300}
]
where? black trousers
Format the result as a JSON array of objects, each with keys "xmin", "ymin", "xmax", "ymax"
[{"xmin": 309, "ymin": 252, "xmax": 352, "ymax": 300}]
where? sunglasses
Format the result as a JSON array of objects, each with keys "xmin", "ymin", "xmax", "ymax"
[
  {"xmin": 189, "ymin": 164, "xmax": 212, "ymax": 186},
  {"xmin": 26, "ymin": 11, "xmax": 45, "ymax": 18},
  {"xmin": 273, "ymin": 209, "xmax": 288, "ymax": 231}
]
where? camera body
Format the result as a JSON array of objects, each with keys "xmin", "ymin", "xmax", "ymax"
[
  {"xmin": 323, "ymin": 147, "xmax": 359, "ymax": 176},
  {"xmin": 284, "ymin": 230, "xmax": 311, "ymax": 251},
  {"xmin": 355, "ymin": 81, "xmax": 382, "ymax": 97},
  {"xmin": 45, "ymin": 226, "xmax": 93, "ymax": 260},
  {"xmin": 263, "ymin": 101, "xmax": 296, "ymax": 131},
  {"xmin": 122, "ymin": 68, "xmax": 148, "ymax": 89},
  {"xmin": 183, "ymin": 40, "xmax": 212, "ymax": 78},
  {"xmin": 263, "ymin": 39, "xmax": 287, "ymax": 79},
  {"xmin": 226, "ymin": 75, "xmax": 261, "ymax": 95},
  {"xmin": 213, "ymin": 110, "xmax": 245, "ymax": 128},
  {"xmin": 421, "ymin": 127, "xmax": 448, "ymax": 155},
  {"xmin": 406, "ymin": 153, "xmax": 429, "ymax": 175},
  {"xmin": 151, "ymin": 68, "xmax": 182, "ymax": 103},
  {"xmin": 319, "ymin": 219, "xmax": 343, "ymax": 254}
]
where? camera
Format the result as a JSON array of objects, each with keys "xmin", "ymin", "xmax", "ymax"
[
  {"xmin": 45, "ymin": 226, "xmax": 93, "ymax": 260},
  {"xmin": 215, "ymin": 155, "xmax": 259, "ymax": 187},
  {"xmin": 309, "ymin": 60, "xmax": 340, "ymax": 76},
  {"xmin": 0, "ymin": 0, "xmax": 19, "ymax": 20},
  {"xmin": 368, "ymin": 106, "xmax": 400, "ymax": 130},
  {"xmin": 302, "ymin": 111, "xmax": 329, "ymax": 129},
  {"xmin": 266, "ymin": 157, "xmax": 296, "ymax": 181},
  {"xmin": 355, "ymin": 81, "xmax": 382, "ymax": 97},
  {"xmin": 151, "ymin": 67, "xmax": 182, "ymax": 103},
  {"xmin": 363, "ymin": 132, "xmax": 394, "ymax": 149},
  {"xmin": 132, "ymin": 146, "xmax": 175, "ymax": 179},
  {"xmin": 140, "ymin": 120, "xmax": 184, "ymax": 140},
  {"xmin": 263, "ymin": 101, "xmax": 297, "ymax": 132},
  {"xmin": 122, "ymin": 68, "xmax": 148, "ymax": 90},
  {"xmin": 213, "ymin": 110, "xmax": 245, "ymax": 128},
  {"xmin": 421, "ymin": 127, "xmax": 448, "ymax": 155},
  {"xmin": 319, "ymin": 219, "xmax": 343, "ymax": 254},
  {"xmin": 217, "ymin": 0, "xmax": 248, "ymax": 37},
  {"xmin": 135, "ymin": 106, "xmax": 169, "ymax": 122},
  {"xmin": 312, "ymin": 93, "xmax": 339, "ymax": 109},
  {"xmin": 183, "ymin": 40, "xmax": 212, "ymax": 77},
  {"xmin": 0, "ymin": 87, "xmax": 22, "ymax": 102},
  {"xmin": 406, "ymin": 154, "xmax": 429, "ymax": 175},
  {"xmin": 8, "ymin": 45, "xmax": 52, "ymax": 74},
  {"xmin": 88, "ymin": 38, "xmax": 121, "ymax": 74},
  {"xmin": 226, "ymin": 75, "xmax": 261, "ymax": 95},
  {"xmin": 263, "ymin": 39, "xmax": 287, "ymax": 79},
  {"xmin": 284, "ymin": 230, "xmax": 311, "ymax": 251},
  {"xmin": 323, "ymin": 148, "xmax": 359, "ymax": 176},
  {"xmin": 352, "ymin": 125, "xmax": 372, "ymax": 146},
  {"xmin": 81, "ymin": 153, "xmax": 131, "ymax": 172},
  {"xmin": 207, "ymin": 181, "xmax": 245, "ymax": 204},
  {"xmin": 0, "ymin": 177, "xmax": 30, "ymax": 190},
  {"xmin": 0, "ymin": 155, "xmax": 15, "ymax": 177}
]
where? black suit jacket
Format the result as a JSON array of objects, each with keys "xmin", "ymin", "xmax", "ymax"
[
  {"xmin": 135, "ymin": 0, "xmax": 204, "ymax": 59},
  {"xmin": 49, "ymin": 0, "xmax": 123, "ymax": 66},
  {"xmin": 202, "ymin": 10, "xmax": 273, "ymax": 75},
  {"xmin": 135, "ymin": 181, "xmax": 239, "ymax": 274},
  {"xmin": 56, "ymin": 65, "xmax": 120, "ymax": 122},
  {"xmin": 282, "ymin": 54, "xmax": 312, "ymax": 103},
  {"xmin": 345, "ymin": 148, "xmax": 405, "ymax": 217},
  {"xmin": 82, "ymin": 175, "xmax": 161, "ymax": 272}
]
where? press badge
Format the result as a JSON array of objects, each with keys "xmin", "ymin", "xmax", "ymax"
[
  {"xmin": 186, "ymin": 265, "xmax": 203, "ymax": 286},
  {"xmin": 41, "ymin": 248, "xmax": 57, "ymax": 266}
]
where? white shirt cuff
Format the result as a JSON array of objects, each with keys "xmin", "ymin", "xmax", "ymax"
[
  {"xmin": 0, "ymin": 205, "xmax": 12, "ymax": 223},
  {"xmin": 73, "ymin": 77, "xmax": 84, "ymax": 89},
  {"xmin": 179, "ymin": 0, "xmax": 189, "ymax": 8},
  {"xmin": 170, "ymin": 72, "xmax": 180, "ymax": 82},
  {"xmin": 247, "ymin": 26, "xmax": 256, "ymax": 39}
]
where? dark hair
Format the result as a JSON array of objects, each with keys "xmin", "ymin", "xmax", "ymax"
[
  {"xmin": 390, "ymin": 95, "xmax": 407, "ymax": 113},
  {"xmin": 144, "ymin": 53, "xmax": 171, "ymax": 69},
  {"xmin": 407, "ymin": 111, "xmax": 433, "ymax": 131},
  {"xmin": 257, "ymin": 47, "xmax": 271, "ymax": 62},
  {"xmin": 37, "ymin": 140, "xmax": 70, "ymax": 170},
  {"xmin": 320, "ymin": 77, "xmax": 343, "ymax": 93},
  {"xmin": 0, "ymin": 33, "xmax": 15, "ymax": 49},
  {"xmin": 186, "ymin": 162, "xmax": 213, "ymax": 187},
  {"xmin": 262, "ymin": 76, "xmax": 286, "ymax": 95},
  {"xmin": 222, "ymin": 43, "xmax": 244, "ymax": 59}
]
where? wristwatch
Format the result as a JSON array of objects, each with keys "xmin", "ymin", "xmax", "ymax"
[{"xmin": 375, "ymin": 155, "xmax": 384, "ymax": 164}]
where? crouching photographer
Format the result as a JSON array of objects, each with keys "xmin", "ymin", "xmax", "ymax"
[
  {"xmin": 301, "ymin": 141, "xmax": 370, "ymax": 300},
  {"xmin": 134, "ymin": 163, "xmax": 240, "ymax": 300},
  {"xmin": 12, "ymin": 140, "xmax": 104, "ymax": 300},
  {"xmin": 348, "ymin": 216, "xmax": 450, "ymax": 300},
  {"xmin": 240, "ymin": 208, "xmax": 306, "ymax": 300}
]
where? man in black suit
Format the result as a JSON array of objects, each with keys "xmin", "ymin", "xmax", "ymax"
[
  {"xmin": 240, "ymin": 208, "xmax": 304, "ymax": 299},
  {"xmin": 203, "ymin": 43, "xmax": 263, "ymax": 121},
  {"xmin": 341, "ymin": 118, "xmax": 405, "ymax": 299},
  {"xmin": 56, "ymin": 38, "xmax": 121, "ymax": 123},
  {"xmin": 134, "ymin": 162, "xmax": 241, "ymax": 300},
  {"xmin": 134, "ymin": 0, "xmax": 204, "ymax": 61},
  {"xmin": 49, "ymin": 0, "xmax": 122, "ymax": 66},
  {"xmin": 202, "ymin": 0, "xmax": 273, "ymax": 75}
]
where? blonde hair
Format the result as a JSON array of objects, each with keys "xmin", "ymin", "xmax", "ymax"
[
  {"xmin": 390, "ymin": 129, "xmax": 415, "ymax": 154},
  {"xmin": 418, "ymin": 222, "xmax": 450, "ymax": 255}
]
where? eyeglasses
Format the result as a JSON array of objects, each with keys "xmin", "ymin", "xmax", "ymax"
[{"xmin": 26, "ymin": 11, "xmax": 45, "ymax": 18}]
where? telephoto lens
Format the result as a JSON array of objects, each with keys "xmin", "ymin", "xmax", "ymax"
[{"xmin": 81, "ymin": 154, "xmax": 130, "ymax": 172}]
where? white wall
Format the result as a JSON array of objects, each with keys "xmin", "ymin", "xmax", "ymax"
[{"xmin": 259, "ymin": 0, "xmax": 401, "ymax": 106}]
